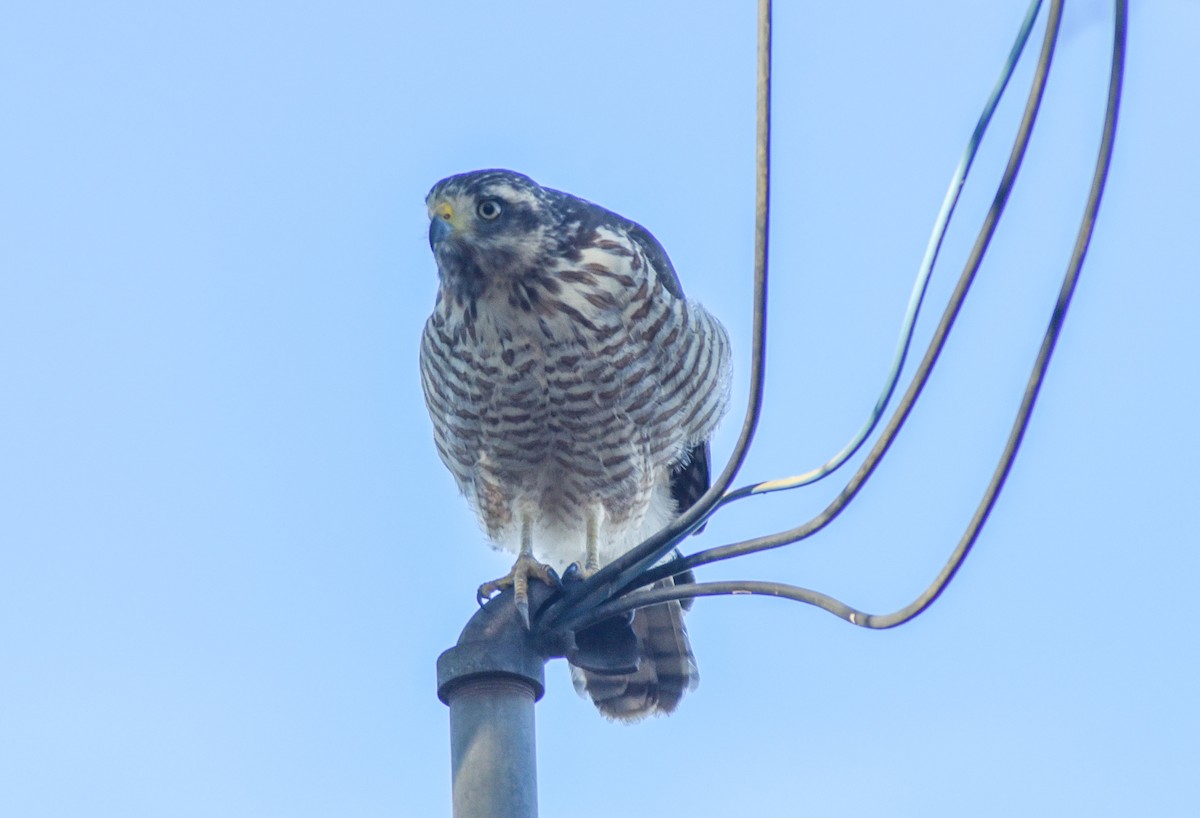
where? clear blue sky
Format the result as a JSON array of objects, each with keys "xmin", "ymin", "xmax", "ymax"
[{"xmin": 2, "ymin": 2, "xmax": 1196, "ymax": 816}]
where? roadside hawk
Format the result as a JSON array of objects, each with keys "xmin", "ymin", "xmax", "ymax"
[{"xmin": 421, "ymin": 169, "xmax": 731, "ymax": 720}]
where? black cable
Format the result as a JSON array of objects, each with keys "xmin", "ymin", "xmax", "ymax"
[
  {"xmin": 568, "ymin": 0, "xmax": 1126, "ymax": 635},
  {"xmin": 716, "ymin": 0, "xmax": 1046, "ymax": 503},
  {"xmin": 599, "ymin": 0, "xmax": 1067, "ymax": 605},
  {"xmin": 536, "ymin": 0, "xmax": 774, "ymax": 631}
]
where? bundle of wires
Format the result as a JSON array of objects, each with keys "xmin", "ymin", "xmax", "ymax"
[{"xmin": 538, "ymin": 0, "xmax": 1126, "ymax": 635}]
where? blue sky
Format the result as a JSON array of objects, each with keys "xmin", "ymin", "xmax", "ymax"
[{"xmin": 2, "ymin": 1, "xmax": 1197, "ymax": 816}]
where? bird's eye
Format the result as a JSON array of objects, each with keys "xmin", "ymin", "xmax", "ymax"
[{"xmin": 477, "ymin": 199, "xmax": 503, "ymax": 220}]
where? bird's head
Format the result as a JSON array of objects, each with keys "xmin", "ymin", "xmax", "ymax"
[{"xmin": 425, "ymin": 169, "xmax": 562, "ymax": 300}]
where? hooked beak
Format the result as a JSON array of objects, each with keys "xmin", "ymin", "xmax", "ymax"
[
  {"xmin": 429, "ymin": 215, "xmax": 453, "ymax": 250},
  {"xmin": 428, "ymin": 200, "xmax": 455, "ymax": 250}
]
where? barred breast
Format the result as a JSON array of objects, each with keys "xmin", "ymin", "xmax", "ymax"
[{"xmin": 420, "ymin": 225, "xmax": 731, "ymax": 569}]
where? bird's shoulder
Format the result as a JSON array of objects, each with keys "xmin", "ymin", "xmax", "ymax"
[{"xmin": 545, "ymin": 188, "xmax": 686, "ymax": 299}]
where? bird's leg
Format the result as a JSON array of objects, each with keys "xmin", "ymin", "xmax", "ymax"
[
  {"xmin": 565, "ymin": 512, "xmax": 602, "ymax": 583},
  {"xmin": 476, "ymin": 515, "xmax": 558, "ymax": 628},
  {"xmin": 584, "ymin": 512, "xmax": 600, "ymax": 575}
]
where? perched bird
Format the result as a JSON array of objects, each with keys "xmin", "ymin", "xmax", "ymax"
[{"xmin": 420, "ymin": 169, "xmax": 731, "ymax": 720}]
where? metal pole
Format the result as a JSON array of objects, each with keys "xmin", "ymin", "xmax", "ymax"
[
  {"xmin": 446, "ymin": 676, "xmax": 538, "ymax": 818},
  {"xmin": 438, "ymin": 585, "xmax": 557, "ymax": 818}
]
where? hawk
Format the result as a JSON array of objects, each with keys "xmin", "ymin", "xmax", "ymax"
[{"xmin": 420, "ymin": 169, "xmax": 732, "ymax": 720}]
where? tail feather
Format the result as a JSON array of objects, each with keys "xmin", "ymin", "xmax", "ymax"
[{"xmin": 571, "ymin": 576, "xmax": 698, "ymax": 721}]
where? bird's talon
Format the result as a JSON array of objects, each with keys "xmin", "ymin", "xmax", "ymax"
[
  {"xmin": 562, "ymin": 561, "xmax": 599, "ymax": 585},
  {"xmin": 475, "ymin": 553, "xmax": 559, "ymax": 627},
  {"xmin": 476, "ymin": 578, "xmax": 504, "ymax": 607}
]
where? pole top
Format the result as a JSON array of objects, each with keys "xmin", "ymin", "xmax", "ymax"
[{"xmin": 436, "ymin": 585, "xmax": 561, "ymax": 704}]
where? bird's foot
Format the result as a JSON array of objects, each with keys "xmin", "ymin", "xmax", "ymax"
[
  {"xmin": 477, "ymin": 554, "xmax": 560, "ymax": 628},
  {"xmin": 561, "ymin": 558, "xmax": 600, "ymax": 584},
  {"xmin": 561, "ymin": 562, "xmax": 632, "ymax": 622},
  {"xmin": 559, "ymin": 544, "xmax": 600, "ymax": 582}
]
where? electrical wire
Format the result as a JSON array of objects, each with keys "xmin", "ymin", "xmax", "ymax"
[
  {"xmin": 567, "ymin": 0, "xmax": 1125, "ymax": 635},
  {"xmin": 720, "ymin": 0, "xmax": 1045, "ymax": 504},
  {"xmin": 536, "ymin": 0, "xmax": 774, "ymax": 630},
  {"xmin": 595, "ymin": 0, "xmax": 1066, "ymax": 608}
]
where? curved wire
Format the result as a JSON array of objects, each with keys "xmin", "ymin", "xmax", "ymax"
[
  {"xmin": 557, "ymin": 0, "xmax": 1067, "ymax": 631},
  {"xmin": 570, "ymin": 0, "xmax": 1125, "ymax": 635},
  {"xmin": 721, "ymin": 0, "xmax": 1045, "ymax": 504},
  {"xmin": 536, "ymin": 0, "xmax": 774, "ymax": 631}
]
